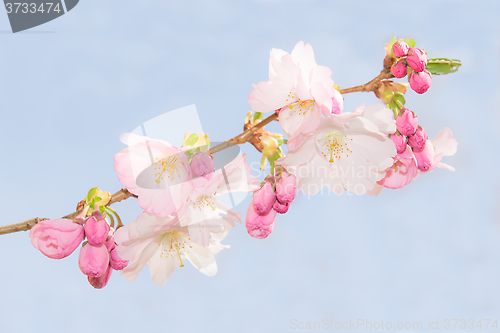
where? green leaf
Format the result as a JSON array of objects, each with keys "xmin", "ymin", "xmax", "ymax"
[
  {"xmin": 393, "ymin": 92, "xmax": 406, "ymax": 106},
  {"xmin": 277, "ymin": 138, "xmax": 288, "ymax": 146},
  {"xmin": 426, "ymin": 58, "xmax": 462, "ymax": 75},
  {"xmin": 86, "ymin": 187, "xmax": 98, "ymax": 203},
  {"xmin": 404, "ymin": 38, "xmax": 416, "ymax": 48},
  {"xmin": 253, "ymin": 112, "xmax": 263, "ymax": 122},
  {"xmin": 388, "ymin": 34, "xmax": 397, "ymax": 49},
  {"xmin": 99, "ymin": 206, "xmax": 105, "ymax": 214},
  {"xmin": 185, "ymin": 133, "xmax": 199, "ymax": 147},
  {"xmin": 93, "ymin": 196, "xmax": 103, "ymax": 203}
]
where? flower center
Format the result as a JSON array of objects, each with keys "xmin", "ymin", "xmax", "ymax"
[
  {"xmin": 316, "ymin": 130, "xmax": 352, "ymax": 163},
  {"xmin": 192, "ymin": 194, "xmax": 216, "ymax": 212},
  {"xmin": 287, "ymin": 98, "xmax": 314, "ymax": 116},
  {"xmin": 159, "ymin": 231, "xmax": 192, "ymax": 267},
  {"xmin": 153, "ymin": 155, "xmax": 180, "ymax": 184}
]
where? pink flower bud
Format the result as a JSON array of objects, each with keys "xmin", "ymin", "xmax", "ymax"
[
  {"xmin": 109, "ymin": 247, "xmax": 129, "ymax": 270},
  {"xmin": 78, "ymin": 244, "xmax": 110, "ymax": 277},
  {"xmin": 413, "ymin": 140, "xmax": 435, "ymax": 171},
  {"xmin": 406, "ymin": 48, "xmax": 427, "ymax": 72},
  {"xmin": 392, "ymin": 40, "xmax": 409, "ymax": 58},
  {"xmin": 391, "ymin": 60, "xmax": 407, "ymax": 78},
  {"xmin": 390, "ymin": 133, "xmax": 407, "ymax": 154},
  {"xmin": 245, "ymin": 204, "xmax": 277, "ymax": 239},
  {"xmin": 104, "ymin": 236, "xmax": 115, "ymax": 252},
  {"xmin": 273, "ymin": 199, "xmax": 289, "ymax": 214},
  {"xmin": 84, "ymin": 215, "xmax": 110, "ymax": 247},
  {"xmin": 409, "ymin": 70, "xmax": 432, "ymax": 94},
  {"xmin": 88, "ymin": 265, "xmax": 113, "ymax": 289},
  {"xmin": 29, "ymin": 219, "xmax": 84, "ymax": 259},
  {"xmin": 275, "ymin": 173, "xmax": 297, "ymax": 203},
  {"xmin": 408, "ymin": 127, "xmax": 428, "ymax": 150},
  {"xmin": 190, "ymin": 152, "xmax": 214, "ymax": 178},
  {"xmin": 396, "ymin": 109, "xmax": 418, "ymax": 136},
  {"xmin": 252, "ymin": 181, "xmax": 276, "ymax": 216}
]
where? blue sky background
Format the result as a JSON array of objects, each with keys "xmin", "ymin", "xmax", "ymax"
[{"xmin": 1, "ymin": 0, "xmax": 500, "ymax": 332}]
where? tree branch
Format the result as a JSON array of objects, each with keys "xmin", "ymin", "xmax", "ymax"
[
  {"xmin": 209, "ymin": 112, "xmax": 279, "ymax": 154},
  {"xmin": 0, "ymin": 69, "xmax": 393, "ymax": 237},
  {"xmin": 0, "ymin": 188, "xmax": 137, "ymax": 236},
  {"xmin": 341, "ymin": 68, "xmax": 394, "ymax": 94}
]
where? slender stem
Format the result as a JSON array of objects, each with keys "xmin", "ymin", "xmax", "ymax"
[
  {"xmin": 209, "ymin": 112, "xmax": 279, "ymax": 154},
  {"xmin": 341, "ymin": 69, "xmax": 394, "ymax": 94},
  {"xmin": 0, "ymin": 188, "xmax": 137, "ymax": 236},
  {"xmin": 0, "ymin": 70, "xmax": 391, "ymax": 237}
]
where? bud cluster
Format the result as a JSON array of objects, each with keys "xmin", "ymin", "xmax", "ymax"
[
  {"xmin": 245, "ymin": 169, "xmax": 297, "ymax": 239},
  {"xmin": 393, "ymin": 108, "xmax": 433, "ymax": 171},
  {"xmin": 390, "ymin": 40, "xmax": 432, "ymax": 94},
  {"xmin": 79, "ymin": 211, "xmax": 129, "ymax": 289}
]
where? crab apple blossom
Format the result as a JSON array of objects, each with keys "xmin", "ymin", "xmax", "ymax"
[
  {"xmin": 408, "ymin": 126, "xmax": 427, "ymax": 150},
  {"xmin": 84, "ymin": 212, "xmax": 110, "ymax": 247},
  {"xmin": 175, "ymin": 154, "xmax": 259, "ymax": 245},
  {"xmin": 392, "ymin": 40, "xmax": 409, "ymax": 58},
  {"xmin": 245, "ymin": 204, "xmax": 277, "ymax": 239},
  {"xmin": 413, "ymin": 141, "xmax": 434, "ymax": 171},
  {"xmin": 247, "ymin": 41, "xmax": 342, "ymax": 148},
  {"xmin": 114, "ymin": 133, "xmax": 192, "ymax": 218},
  {"xmin": 406, "ymin": 48, "xmax": 428, "ymax": 72},
  {"xmin": 377, "ymin": 146, "xmax": 418, "ymax": 189},
  {"xmin": 277, "ymin": 104, "xmax": 396, "ymax": 195},
  {"xmin": 88, "ymin": 265, "xmax": 113, "ymax": 289},
  {"xmin": 252, "ymin": 181, "xmax": 276, "ymax": 216},
  {"xmin": 114, "ymin": 212, "xmax": 229, "ymax": 286},
  {"xmin": 273, "ymin": 200, "xmax": 290, "ymax": 214},
  {"xmin": 275, "ymin": 172, "xmax": 297, "ymax": 203},
  {"xmin": 110, "ymin": 247, "xmax": 129, "ymax": 271},
  {"xmin": 414, "ymin": 127, "xmax": 458, "ymax": 175},
  {"xmin": 409, "ymin": 70, "xmax": 432, "ymax": 94},
  {"xmin": 29, "ymin": 219, "xmax": 84, "ymax": 259},
  {"xmin": 396, "ymin": 109, "xmax": 418, "ymax": 136},
  {"xmin": 391, "ymin": 60, "xmax": 407, "ymax": 78},
  {"xmin": 78, "ymin": 243, "xmax": 110, "ymax": 277},
  {"xmin": 390, "ymin": 132, "xmax": 407, "ymax": 154},
  {"xmin": 190, "ymin": 152, "xmax": 214, "ymax": 179}
]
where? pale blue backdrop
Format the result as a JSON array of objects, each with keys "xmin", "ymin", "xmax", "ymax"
[{"xmin": 1, "ymin": 1, "xmax": 499, "ymax": 332}]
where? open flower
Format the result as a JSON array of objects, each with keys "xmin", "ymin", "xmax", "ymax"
[
  {"xmin": 377, "ymin": 146, "xmax": 418, "ymax": 189},
  {"xmin": 277, "ymin": 104, "xmax": 396, "ymax": 195},
  {"xmin": 248, "ymin": 41, "xmax": 342, "ymax": 148},
  {"xmin": 114, "ymin": 133, "xmax": 192, "ymax": 218},
  {"xmin": 370, "ymin": 127, "xmax": 458, "ymax": 195},
  {"xmin": 177, "ymin": 154, "xmax": 260, "ymax": 245},
  {"xmin": 114, "ymin": 212, "xmax": 229, "ymax": 286},
  {"xmin": 416, "ymin": 127, "xmax": 458, "ymax": 176}
]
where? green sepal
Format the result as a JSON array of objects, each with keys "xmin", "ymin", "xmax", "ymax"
[
  {"xmin": 86, "ymin": 187, "xmax": 98, "ymax": 204},
  {"xmin": 393, "ymin": 92, "xmax": 406, "ymax": 106},
  {"xmin": 185, "ymin": 133, "xmax": 199, "ymax": 147},
  {"xmin": 404, "ymin": 38, "xmax": 416, "ymax": 48},
  {"xmin": 426, "ymin": 58, "xmax": 462, "ymax": 75},
  {"xmin": 253, "ymin": 112, "xmax": 263, "ymax": 122},
  {"xmin": 388, "ymin": 34, "xmax": 397, "ymax": 52},
  {"xmin": 277, "ymin": 138, "xmax": 288, "ymax": 146}
]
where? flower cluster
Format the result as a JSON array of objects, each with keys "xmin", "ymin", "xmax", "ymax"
[
  {"xmin": 26, "ymin": 38, "xmax": 459, "ymax": 288},
  {"xmin": 29, "ymin": 208, "xmax": 129, "ymax": 289},
  {"xmin": 113, "ymin": 133, "xmax": 260, "ymax": 285},
  {"xmin": 375, "ymin": 108, "xmax": 457, "ymax": 192},
  {"xmin": 390, "ymin": 40, "xmax": 432, "ymax": 94},
  {"xmin": 245, "ymin": 170, "xmax": 297, "ymax": 239}
]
